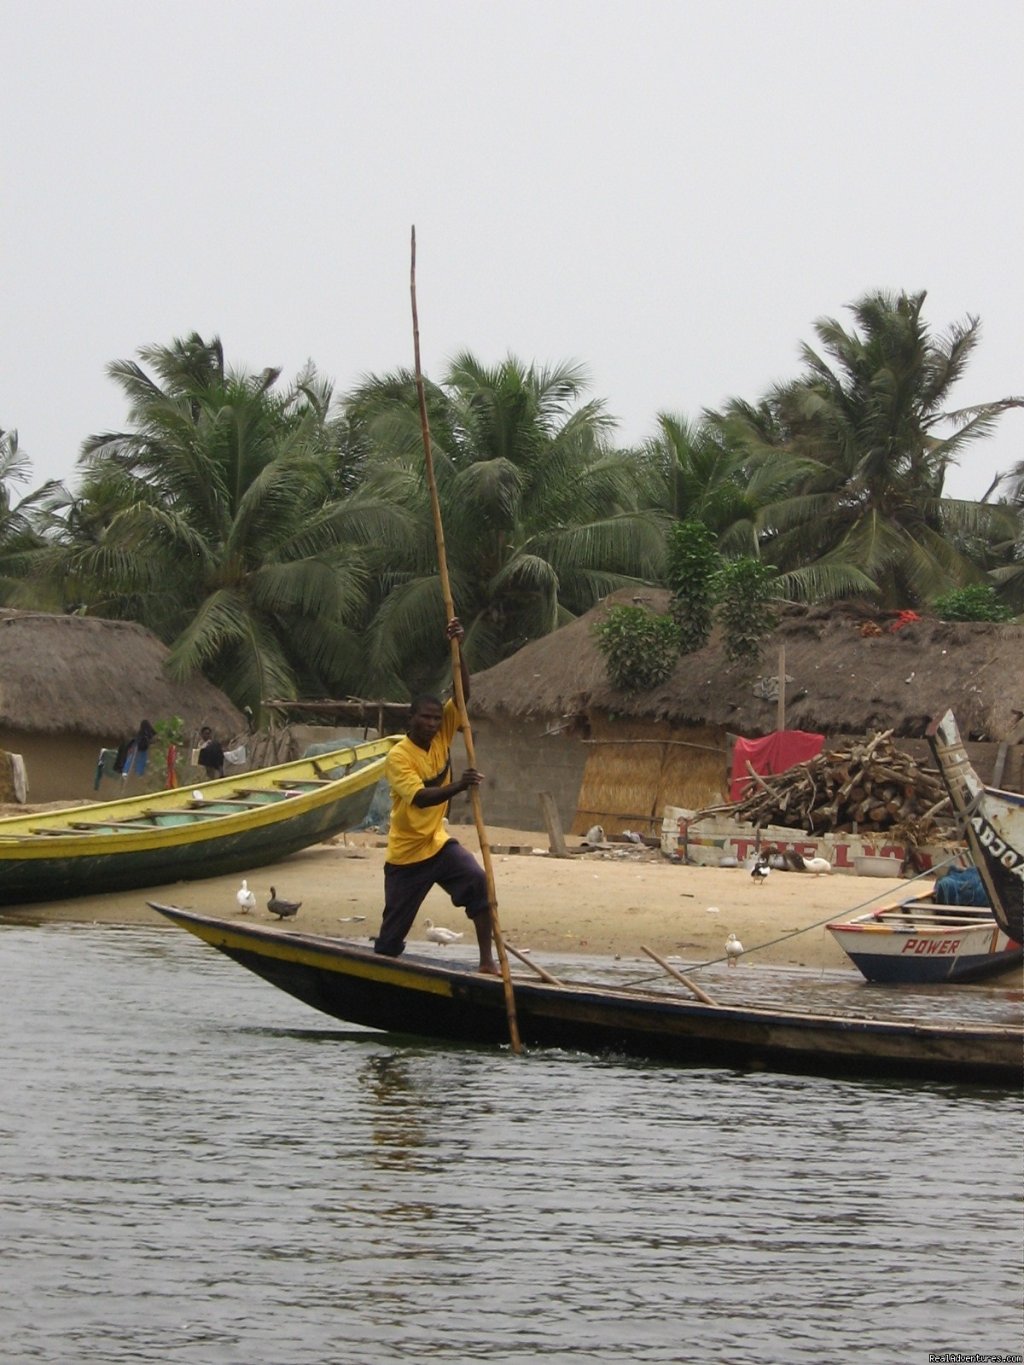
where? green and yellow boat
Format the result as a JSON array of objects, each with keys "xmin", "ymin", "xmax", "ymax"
[{"xmin": 0, "ymin": 736, "xmax": 398, "ymax": 905}]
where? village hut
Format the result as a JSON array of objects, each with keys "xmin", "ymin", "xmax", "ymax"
[
  {"xmin": 466, "ymin": 588, "xmax": 1024, "ymax": 836},
  {"xmin": 0, "ymin": 611, "xmax": 245, "ymax": 802}
]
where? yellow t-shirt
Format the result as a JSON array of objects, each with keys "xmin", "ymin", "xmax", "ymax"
[{"xmin": 385, "ymin": 700, "xmax": 460, "ymax": 865}]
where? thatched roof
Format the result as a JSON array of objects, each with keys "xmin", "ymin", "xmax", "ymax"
[
  {"xmin": 469, "ymin": 589, "xmax": 1024, "ymax": 741},
  {"xmin": 0, "ymin": 610, "xmax": 244, "ymax": 738}
]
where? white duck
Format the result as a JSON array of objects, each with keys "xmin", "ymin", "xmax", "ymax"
[
  {"xmin": 236, "ymin": 878, "xmax": 256, "ymax": 913},
  {"xmin": 802, "ymin": 855, "xmax": 833, "ymax": 875},
  {"xmin": 725, "ymin": 932, "xmax": 744, "ymax": 966},
  {"xmin": 424, "ymin": 918, "xmax": 464, "ymax": 945}
]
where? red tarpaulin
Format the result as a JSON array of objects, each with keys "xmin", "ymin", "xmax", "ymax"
[{"xmin": 730, "ymin": 731, "xmax": 825, "ymax": 803}]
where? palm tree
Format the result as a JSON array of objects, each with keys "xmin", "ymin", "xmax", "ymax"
[
  {"xmin": 0, "ymin": 430, "xmax": 60, "ymax": 606},
  {"xmin": 722, "ymin": 291, "xmax": 1017, "ymax": 605},
  {"xmin": 638, "ymin": 410, "xmax": 812, "ymax": 557},
  {"xmin": 987, "ymin": 459, "xmax": 1024, "ymax": 611},
  {"xmin": 41, "ymin": 335, "xmax": 412, "ymax": 716},
  {"xmin": 343, "ymin": 353, "xmax": 667, "ymax": 694}
]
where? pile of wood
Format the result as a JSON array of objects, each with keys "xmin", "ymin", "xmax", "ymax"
[{"xmin": 721, "ymin": 730, "xmax": 955, "ymax": 843}]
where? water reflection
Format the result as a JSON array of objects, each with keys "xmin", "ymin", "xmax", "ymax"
[
  {"xmin": 0, "ymin": 923, "xmax": 1020, "ymax": 1365},
  {"xmin": 360, "ymin": 1052, "xmax": 432, "ymax": 1170}
]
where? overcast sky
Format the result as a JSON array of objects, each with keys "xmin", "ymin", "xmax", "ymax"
[{"xmin": 2, "ymin": 0, "xmax": 1021, "ymax": 504}]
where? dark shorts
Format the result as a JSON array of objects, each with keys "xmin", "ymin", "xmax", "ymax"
[{"xmin": 374, "ymin": 839, "xmax": 489, "ymax": 957}]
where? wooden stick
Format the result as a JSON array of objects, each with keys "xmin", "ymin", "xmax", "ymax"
[
  {"xmin": 538, "ymin": 790, "xmax": 569, "ymax": 858},
  {"xmin": 504, "ymin": 940, "xmax": 564, "ymax": 986},
  {"xmin": 640, "ymin": 945, "xmax": 719, "ymax": 1006},
  {"xmin": 776, "ymin": 643, "xmax": 786, "ymax": 732},
  {"xmin": 410, "ymin": 226, "xmax": 522, "ymax": 1055}
]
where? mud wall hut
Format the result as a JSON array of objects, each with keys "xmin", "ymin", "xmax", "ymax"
[
  {"xmin": 465, "ymin": 589, "xmax": 1024, "ymax": 835},
  {"xmin": 0, "ymin": 611, "xmax": 245, "ymax": 802}
]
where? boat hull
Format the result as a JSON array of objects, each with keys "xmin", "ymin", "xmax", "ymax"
[
  {"xmin": 929, "ymin": 711, "xmax": 1024, "ymax": 943},
  {"xmin": 0, "ymin": 739, "xmax": 396, "ymax": 905},
  {"xmin": 151, "ymin": 905, "xmax": 1023, "ymax": 1087},
  {"xmin": 827, "ymin": 922, "xmax": 1022, "ymax": 984},
  {"xmin": 827, "ymin": 898, "xmax": 1022, "ymax": 984}
]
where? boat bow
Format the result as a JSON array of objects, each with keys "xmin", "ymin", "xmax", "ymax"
[{"xmin": 928, "ymin": 710, "xmax": 1024, "ymax": 943}]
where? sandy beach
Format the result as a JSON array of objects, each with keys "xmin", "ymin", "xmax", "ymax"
[{"xmin": 6, "ymin": 819, "xmax": 968, "ymax": 975}]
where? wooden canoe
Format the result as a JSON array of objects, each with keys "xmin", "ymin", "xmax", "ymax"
[
  {"xmin": 0, "ymin": 737, "xmax": 398, "ymax": 905},
  {"xmin": 149, "ymin": 904, "xmax": 1022, "ymax": 1087},
  {"xmin": 928, "ymin": 710, "xmax": 1024, "ymax": 944}
]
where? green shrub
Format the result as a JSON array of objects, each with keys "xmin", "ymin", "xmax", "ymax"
[
  {"xmin": 714, "ymin": 558, "xmax": 780, "ymax": 663},
  {"xmin": 593, "ymin": 605, "xmax": 680, "ymax": 693},
  {"xmin": 931, "ymin": 584, "xmax": 1014, "ymax": 622},
  {"xmin": 665, "ymin": 520, "xmax": 720, "ymax": 654}
]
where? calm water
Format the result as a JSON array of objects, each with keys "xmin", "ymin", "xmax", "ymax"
[{"xmin": 1, "ymin": 923, "xmax": 1021, "ymax": 1365}]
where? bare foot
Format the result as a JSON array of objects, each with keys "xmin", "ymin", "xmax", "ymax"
[{"xmin": 477, "ymin": 961, "xmax": 501, "ymax": 976}]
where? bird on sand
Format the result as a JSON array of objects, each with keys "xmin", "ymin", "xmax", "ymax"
[
  {"xmin": 726, "ymin": 932, "xmax": 744, "ymax": 966},
  {"xmin": 236, "ymin": 878, "xmax": 256, "ymax": 913},
  {"xmin": 424, "ymin": 918, "xmax": 464, "ymax": 945},
  {"xmin": 268, "ymin": 887, "xmax": 302, "ymax": 920},
  {"xmin": 801, "ymin": 855, "xmax": 833, "ymax": 875},
  {"xmin": 750, "ymin": 854, "xmax": 772, "ymax": 886}
]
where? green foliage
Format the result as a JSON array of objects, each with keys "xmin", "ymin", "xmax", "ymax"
[
  {"xmin": 714, "ymin": 558, "xmax": 780, "ymax": 663},
  {"xmin": 592, "ymin": 605, "xmax": 679, "ymax": 693},
  {"xmin": 665, "ymin": 520, "xmax": 720, "ymax": 653},
  {"xmin": 346, "ymin": 353, "xmax": 665, "ymax": 695},
  {"xmin": 931, "ymin": 584, "xmax": 1015, "ymax": 622},
  {"xmin": 36, "ymin": 335, "xmax": 386, "ymax": 717},
  {"xmin": 713, "ymin": 291, "xmax": 1018, "ymax": 608}
]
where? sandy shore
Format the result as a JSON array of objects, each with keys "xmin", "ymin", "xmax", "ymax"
[{"xmin": 3, "ymin": 821, "xmax": 974, "ymax": 975}]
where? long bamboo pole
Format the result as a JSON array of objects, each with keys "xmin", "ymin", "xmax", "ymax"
[{"xmin": 409, "ymin": 226, "xmax": 522, "ymax": 1055}]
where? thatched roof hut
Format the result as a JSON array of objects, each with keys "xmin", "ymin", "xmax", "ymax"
[
  {"xmin": 470, "ymin": 588, "xmax": 1024, "ymax": 743},
  {"xmin": 464, "ymin": 590, "xmax": 1024, "ymax": 832},
  {"xmin": 0, "ymin": 610, "xmax": 244, "ymax": 800},
  {"xmin": 0, "ymin": 610, "xmax": 243, "ymax": 737}
]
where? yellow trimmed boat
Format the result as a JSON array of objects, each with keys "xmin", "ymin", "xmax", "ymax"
[
  {"xmin": 149, "ymin": 904, "xmax": 1023, "ymax": 1086},
  {"xmin": 0, "ymin": 736, "xmax": 399, "ymax": 905}
]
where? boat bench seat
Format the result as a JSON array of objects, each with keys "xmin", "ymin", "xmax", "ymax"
[
  {"xmin": 61, "ymin": 820, "xmax": 154, "ymax": 832},
  {"xmin": 142, "ymin": 808, "xmax": 223, "ymax": 821},
  {"xmin": 189, "ymin": 798, "xmax": 265, "ymax": 809},
  {"xmin": 272, "ymin": 778, "xmax": 334, "ymax": 789}
]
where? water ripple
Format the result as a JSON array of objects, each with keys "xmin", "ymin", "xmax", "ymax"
[{"xmin": 0, "ymin": 923, "xmax": 1020, "ymax": 1364}]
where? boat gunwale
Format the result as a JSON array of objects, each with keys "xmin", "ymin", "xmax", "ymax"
[{"xmin": 0, "ymin": 737, "xmax": 399, "ymax": 850}]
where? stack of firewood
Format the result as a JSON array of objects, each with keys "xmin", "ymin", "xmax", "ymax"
[{"xmin": 712, "ymin": 730, "xmax": 955, "ymax": 842}]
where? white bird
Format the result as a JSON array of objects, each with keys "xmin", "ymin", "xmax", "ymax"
[
  {"xmin": 802, "ymin": 855, "xmax": 833, "ymax": 876},
  {"xmin": 726, "ymin": 932, "xmax": 744, "ymax": 966},
  {"xmin": 424, "ymin": 918, "xmax": 464, "ymax": 945},
  {"xmin": 236, "ymin": 878, "xmax": 256, "ymax": 913},
  {"xmin": 585, "ymin": 824, "xmax": 606, "ymax": 846}
]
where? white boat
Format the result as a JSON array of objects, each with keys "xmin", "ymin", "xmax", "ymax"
[{"xmin": 827, "ymin": 894, "xmax": 1021, "ymax": 984}]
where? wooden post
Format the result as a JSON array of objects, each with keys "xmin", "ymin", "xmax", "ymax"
[
  {"xmin": 992, "ymin": 742, "xmax": 1008, "ymax": 789},
  {"xmin": 538, "ymin": 791, "xmax": 569, "ymax": 858},
  {"xmin": 410, "ymin": 227, "xmax": 522, "ymax": 1055},
  {"xmin": 776, "ymin": 643, "xmax": 786, "ymax": 732}
]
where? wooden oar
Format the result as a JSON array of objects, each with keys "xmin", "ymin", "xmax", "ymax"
[
  {"xmin": 504, "ymin": 941, "xmax": 564, "ymax": 986},
  {"xmin": 409, "ymin": 226, "xmax": 523, "ymax": 1055},
  {"xmin": 641, "ymin": 945, "xmax": 719, "ymax": 1006}
]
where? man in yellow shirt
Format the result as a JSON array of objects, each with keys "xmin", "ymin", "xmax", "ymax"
[{"xmin": 373, "ymin": 619, "xmax": 498, "ymax": 974}]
